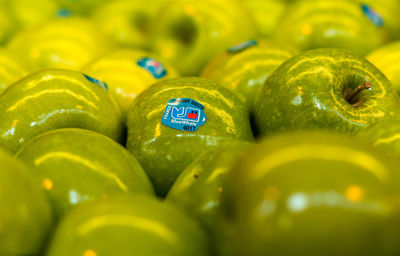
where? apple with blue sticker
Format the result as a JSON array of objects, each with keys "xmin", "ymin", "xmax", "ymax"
[{"xmin": 2, "ymin": 1, "xmax": 400, "ymax": 255}]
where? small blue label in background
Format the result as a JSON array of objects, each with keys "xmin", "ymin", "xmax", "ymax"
[
  {"xmin": 361, "ymin": 4, "xmax": 383, "ymax": 27},
  {"xmin": 56, "ymin": 9, "xmax": 72, "ymax": 17},
  {"xmin": 227, "ymin": 40, "xmax": 258, "ymax": 54},
  {"xmin": 83, "ymin": 74, "xmax": 108, "ymax": 90},
  {"xmin": 137, "ymin": 57, "xmax": 167, "ymax": 79},
  {"xmin": 161, "ymin": 98, "xmax": 207, "ymax": 132}
]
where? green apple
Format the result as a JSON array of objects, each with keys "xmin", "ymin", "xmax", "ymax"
[
  {"xmin": 7, "ymin": 17, "xmax": 113, "ymax": 72},
  {"xmin": 0, "ymin": 148, "xmax": 52, "ymax": 256},
  {"xmin": 254, "ymin": 48, "xmax": 400, "ymax": 137},
  {"xmin": 0, "ymin": 69, "xmax": 124, "ymax": 153},
  {"xmin": 0, "ymin": 7, "xmax": 17, "ymax": 45},
  {"xmin": 45, "ymin": 194, "xmax": 210, "ymax": 256},
  {"xmin": 273, "ymin": 0, "xmax": 387, "ymax": 56},
  {"xmin": 242, "ymin": 0, "xmax": 287, "ymax": 37},
  {"xmin": 54, "ymin": 0, "xmax": 107, "ymax": 15},
  {"xmin": 92, "ymin": 0, "xmax": 167, "ymax": 48},
  {"xmin": 167, "ymin": 140, "xmax": 252, "ymax": 253},
  {"xmin": 202, "ymin": 39, "xmax": 297, "ymax": 105},
  {"xmin": 351, "ymin": 0, "xmax": 400, "ymax": 40},
  {"xmin": 83, "ymin": 48, "xmax": 179, "ymax": 117},
  {"xmin": 6, "ymin": 0, "xmax": 60, "ymax": 29},
  {"xmin": 366, "ymin": 41, "xmax": 400, "ymax": 94},
  {"xmin": 0, "ymin": 49, "xmax": 27, "ymax": 93},
  {"xmin": 218, "ymin": 131, "xmax": 400, "ymax": 256},
  {"xmin": 358, "ymin": 118, "xmax": 400, "ymax": 159},
  {"xmin": 126, "ymin": 77, "xmax": 254, "ymax": 196},
  {"xmin": 16, "ymin": 128, "xmax": 154, "ymax": 220},
  {"xmin": 150, "ymin": 0, "xmax": 258, "ymax": 75}
]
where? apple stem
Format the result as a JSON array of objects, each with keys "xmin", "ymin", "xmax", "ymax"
[{"xmin": 344, "ymin": 82, "xmax": 372, "ymax": 106}]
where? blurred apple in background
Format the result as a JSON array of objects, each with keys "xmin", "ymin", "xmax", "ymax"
[
  {"xmin": 54, "ymin": 0, "xmax": 107, "ymax": 15},
  {"xmin": 366, "ymin": 41, "xmax": 400, "ymax": 94},
  {"xmin": 83, "ymin": 48, "xmax": 179, "ymax": 117},
  {"xmin": 7, "ymin": 17, "xmax": 113, "ymax": 72},
  {"xmin": 0, "ymin": 69, "xmax": 124, "ymax": 153},
  {"xmin": 351, "ymin": 0, "xmax": 400, "ymax": 40},
  {"xmin": 46, "ymin": 194, "xmax": 210, "ymax": 256},
  {"xmin": 16, "ymin": 128, "xmax": 154, "ymax": 220},
  {"xmin": 218, "ymin": 131, "xmax": 400, "ymax": 256},
  {"xmin": 202, "ymin": 39, "xmax": 297, "ymax": 106},
  {"xmin": 5, "ymin": 0, "xmax": 60, "ymax": 29},
  {"xmin": 167, "ymin": 140, "xmax": 252, "ymax": 253},
  {"xmin": 0, "ymin": 148, "xmax": 52, "ymax": 256},
  {"xmin": 150, "ymin": 0, "xmax": 258, "ymax": 76},
  {"xmin": 254, "ymin": 48, "xmax": 400, "ymax": 137},
  {"xmin": 0, "ymin": 8, "xmax": 17, "ymax": 45},
  {"xmin": 92, "ymin": 0, "xmax": 167, "ymax": 49},
  {"xmin": 126, "ymin": 77, "xmax": 254, "ymax": 196},
  {"xmin": 0, "ymin": 49, "xmax": 27, "ymax": 93},
  {"xmin": 273, "ymin": 0, "xmax": 387, "ymax": 56},
  {"xmin": 242, "ymin": 0, "xmax": 287, "ymax": 37}
]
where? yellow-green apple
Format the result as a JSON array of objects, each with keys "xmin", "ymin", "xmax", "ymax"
[
  {"xmin": 0, "ymin": 148, "xmax": 52, "ymax": 256},
  {"xmin": 150, "ymin": 0, "xmax": 258, "ymax": 75},
  {"xmin": 126, "ymin": 77, "xmax": 254, "ymax": 196},
  {"xmin": 218, "ymin": 131, "xmax": 400, "ymax": 256},
  {"xmin": 16, "ymin": 128, "xmax": 154, "ymax": 220},
  {"xmin": 254, "ymin": 48, "xmax": 400, "ymax": 137},
  {"xmin": 83, "ymin": 48, "xmax": 179, "ymax": 117},
  {"xmin": 7, "ymin": 17, "xmax": 113, "ymax": 72},
  {"xmin": 0, "ymin": 69, "xmax": 124, "ymax": 153},
  {"xmin": 45, "ymin": 194, "xmax": 210, "ymax": 256}
]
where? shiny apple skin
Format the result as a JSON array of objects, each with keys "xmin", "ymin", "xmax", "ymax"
[
  {"xmin": 126, "ymin": 77, "xmax": 254, "ymax": 196},
  {"xmin": 45, "ymin": 194, "xmax": 211, "ymax": 256},
  {"xmin": 0, "ymin": 69, "xmax": 124, "ymax": 153},
  {"xmin": 0, "ymin": 148, "xmax": 52, "ymax": 256},
  {"xmin": 16, "ymin": 128, "xmax": 154, "ymax": 220},
  {"xmin": 218, "ymin": 131, "xmax": 400, "ymax": 256}
]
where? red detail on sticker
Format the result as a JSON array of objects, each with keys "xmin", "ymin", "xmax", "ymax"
[{"xmin": 187, "ymin": 113, "xmax": 198, "ymax": 119}]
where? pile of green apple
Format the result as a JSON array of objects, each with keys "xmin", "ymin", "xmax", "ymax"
[{"xmin": 3, "ymin": 0, "xmax": 400, "ymax": 255}]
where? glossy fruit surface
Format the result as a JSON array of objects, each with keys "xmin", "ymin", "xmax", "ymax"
[
  {"xmin": 367, "ymin": 41, "xmax": 400, "ymax": 94},
  {"xmin": 16, "ymin": 128, "xmax": 154, "ymax": 220},
  {"xmin": 274, "ymin": 0, "xmax": 386, "ymax": 56},
  {"xmin": 254, "ymin": 48, "xmax": 400, "ymax": 136},
  {"xmin": 219, "ymin": 131, "xmax": 400, "ymax": 256},
  {"xmin": 7, "ymin": 17, "xmax": 112, "ymax": 72},
  {"xmin": 83, "ymin": 48, "xmax": 179, "ymax": 116},
  {"xmin": 0, "ymin": 69, "xmax": 124, "ymax": 153},
  {"xmin": 0, "ymin": 49, "xmax": 27, "ymax": 93},
  {"xmin": 46, "ymin": 194, "xmax": 210, "ymax": 256},
  {"xmin": 0, "ymin": 148, "xmax": 52, "ymax": 256},
  {"xmin": 151, "ymin": 0, "xmax": 258, "ymax": 75},
  {"xmin": 358, "ymin": 118, "xmax": 400, "ymax": 159},
  {"xmin": 202, "ymin": 39, "xmax": 297, "ymax": 105},
  {"xmin": 167, "ymin": 140, "xmax": 251, "ymax": 252},
  {"xmin": 126, "ymin": 77, "xmax": 254, "ymax": 196},
  {"xmin": 92, "ymin": 0, "xmax": 167, "ymax": 48}
]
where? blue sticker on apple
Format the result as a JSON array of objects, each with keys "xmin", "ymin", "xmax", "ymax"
[
  {"xmin": 83, "ymin": 74, "xmax": 108, "ymax": 90},
  {"xmin": 137, "ymin": 57, "xmax": 167, "ymax": 79},
  {"xmin": 227, "ymin": 40, "xmax": 258, "ymax": 53},
  {"xmin": 161, "ymin": 98, "xmax": 207, "ymax": 132},
  {"xmin": 361, "ymin": 4, "xmax": 383, "ymax": 27}
]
